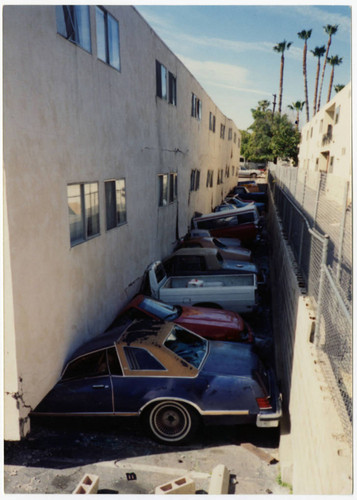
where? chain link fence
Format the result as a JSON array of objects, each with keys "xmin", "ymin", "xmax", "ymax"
[{"xmin": 268, "ymin": 164, "xmax": 352, "ymax": 446}]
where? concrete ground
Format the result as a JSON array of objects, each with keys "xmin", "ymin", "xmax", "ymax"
[{"xmin": 4, "ymin": 418, "xmax": 291, "ymax": 494}]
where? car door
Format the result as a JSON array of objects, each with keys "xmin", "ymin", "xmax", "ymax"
[{"xmin": 41, "ymin": 349, "xmax": 114, "ymax": 415}]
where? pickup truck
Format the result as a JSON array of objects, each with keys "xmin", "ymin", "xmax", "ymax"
[
  {"xmin": 162, "ymin": 248, "xmax": 261, "ymax": 282},
  {"xmin": 229, "ymin": 186, "xmax": 268, "ymax": 204},
  {"xmin": 140, "ymin": 261, "xmax": 258, "ymax": 314}
]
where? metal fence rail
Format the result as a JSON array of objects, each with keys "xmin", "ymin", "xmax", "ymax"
[{"xmin": 268, "ymin": 166, "xmax": 352, "ymax": 446}]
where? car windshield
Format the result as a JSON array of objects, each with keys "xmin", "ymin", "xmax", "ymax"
[
  {"xmin": 164, "ymin": 325, "xmax": 208, "ymax": 369},
  {"xmin": 140, "ymin": 297, "xmax": 179, "ymax": 321}
]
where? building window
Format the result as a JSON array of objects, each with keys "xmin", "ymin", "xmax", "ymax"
[
  {"xmin": 234, "ymin": 132, "xmax": 237, "ymax": 143},
  {"xmin": 105, "ymin": 179, "xmax": 127, "ymax": 230},
  {"xmin": 190, "ymin": 169, "xmax": 200, "ymax": 191},
  {"xmin": 96, "ymin": 7, "xmax": 120, "ymax": 70},
  {"xmin": 217, "ymin": 169, "xmax": 224, "ymax": 185},
  {"xmin": 319, "ymin": 119, "xmax": 324, "ymax": 133},
  {"xmin": 232, "ymin": 166, "xmax": 235, "ymax": 176},
  {"xmin": 169, "ymin": 173, "xmax": 178, "ymax": 203},
  {"xmin": 156, "ymin": 60, "xmax": 168, "ymax": 100},
  {"xmin": 191, "ymin": 94, "xmax": 202, "ymax": 120},
  {"xmin": 335, "ymin": 105, "xmax": 340, "ymax": 124},
  {"xmin": 209, "ymin": 112, "xmax": 216, "ymax": 132},
  {"xmin": 328, "ymin": 156, "xmax": 334, "ymax": 173},
  {"xmin": 220, "ymin": 124, "xmax": 225, "ymax": 139},
  {"xmin": 310, "ymin": 127, "xmax": 313, "ymax": 138},
  {"xmin": 56, "ymin": 6, "xmax": 91, "ymax": 52},
  {"xmin": 228, "ymin": 128, "xmax": 232, "ymax": 141},
  {"xmin": 206, "ymin": 170, "xmax": 214, "ymax": 188},
  {"xmin": 158, "ymin": 174, "xmax": 168, "ymax": 206},
  {"xmin": 68, "ymin": 182, "xmax": 100, "ymax": 246},
  {"xmin": 168, "ymin": 72, "xmax": 177, "ymax": 105},
  {"xmin": 315, "ymin": 158, "xmax": 319, "ymax": 171},
  {"xmin": 225, "ymin": 165, "xmax": 230, "ymax": 178}
]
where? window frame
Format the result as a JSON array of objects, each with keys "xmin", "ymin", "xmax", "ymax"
[
  {"xmin": 67, "ymin": 182, "xmax": 100, "ymax": 247},
  {"xmin": 169, "ymin": 173, "xmax": 178, "ymax": 203},
  {"xmin": 158, "ymin": 174, "xmax": 169, "ymax": 207},
  {"xmin": 105, "ymin": 178, "xmax": 127, "ymax": 231},
  {"xmin": 168, "ymin": 71, "xmax": 177, "ymax": 105},
  {"xmin": 156, "ymin": 60, "xmax": 168, "ymax": 100},
  {"xmin": 56, "ymin": 6, "xmax": 92, "ymax": 53},
  {"xmin": 191, "ymin": 93, "xmax": 202, "ymax": 120},
  {"xmin": 220, "ymin": 124, "xmax": 225, "ymax": 139},
  {"xmin": 95, "ymin": 6, "xmax": 121, "ymax": 71}
]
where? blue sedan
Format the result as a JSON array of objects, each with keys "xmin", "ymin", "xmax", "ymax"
[{"xmin": 31, "ymin": 319, "xmax": 281, "ymax": 444}]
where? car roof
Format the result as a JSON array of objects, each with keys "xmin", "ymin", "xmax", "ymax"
[
  {"xmin": 193, "ymin": 205, "xmax": 254, "ymax": 221},
  {"xmin": 171, "ymin": 247, "xmax": 218, "ymax": 257}
]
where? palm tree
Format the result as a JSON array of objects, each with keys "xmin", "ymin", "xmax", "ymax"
[
  {"xmin": 334, "ymin": 83, "xmax": 345, "ymax": 94},
  {"xmin": 326, "ymin": 55, "xmax": 343, "ymax": 102},
  {"xmin": 288, "ymin": 101, "xmax": 305, "ymax": 129},
  {"xmin": 273, "ymin": 40, "xmax": 293, "ymax": 114},
  {"xmin": 257, "ymin": 100, "xmax": 271, "ymax": 111},
  {"xmin": 310, "ymin": 45, "xmax": 326, "ymax": 116},
  {"xmin": 317, "ymin": 24, "xmax": 339, "ymax": 111},
  {"xmin": 297, "ymin": 29, "xmax": 312, "ymax": 122}
]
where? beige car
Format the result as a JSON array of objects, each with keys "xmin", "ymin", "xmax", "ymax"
[{"xmin": 175, "ymin": 236, "xmax": 252, "ymax": 261}]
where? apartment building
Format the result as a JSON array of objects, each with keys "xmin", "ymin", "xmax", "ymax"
[
  {"xmin": 3, "ymin": 5, "xmax": 241, "ymax": 440},
  {"xmin": 297, "ymin": 82, "xmax": 351, "ymax": 202}
]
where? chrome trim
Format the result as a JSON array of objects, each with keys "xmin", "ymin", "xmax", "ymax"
[{"xmin": 139, "ymin": 397, "xmax": 249, "ymax": 417}]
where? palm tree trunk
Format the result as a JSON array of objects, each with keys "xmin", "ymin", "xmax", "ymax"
[
  {"xmin": 303, "ymin": 42, "xmax": 309, "ymax": 122},
  {"xmin": 278, "ymin": 54, "xmax": 284, "ymax": 113},
  {"xmin": 313, "ymin": 59, "xmax": 320, "ymax": 116},
  {"xmin": 327, "ymin": 67, "xmax": 334, "ymax": 102},
  {"xmin": 317, "ymin": 38, "xmax": 331, "ymax": 111}
]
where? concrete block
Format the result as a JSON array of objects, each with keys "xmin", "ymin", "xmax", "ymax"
[
  {"xmin": 155, "ymin": 476, "xmax": 195, "ymax": 495},
  {"xmin": 208, "ymin": 464, "xmax": 230, "ymax": 495},
  {"xmin": 72, "ymin": 474, "xmax": 99, "ymax": 494}
]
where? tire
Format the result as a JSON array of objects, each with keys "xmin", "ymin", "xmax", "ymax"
[{"xmin": 146, "ymin": 401, "xmax": 199, "ymax": 445}]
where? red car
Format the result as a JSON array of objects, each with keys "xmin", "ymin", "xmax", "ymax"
[{"xmin": 108, "ymin": 294, "xmax": 254, "ymax": 343}]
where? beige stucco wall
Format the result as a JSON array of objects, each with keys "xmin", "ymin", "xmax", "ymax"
[
  {"xmin": 268, "ymin": 196, "xmax": 352, "ymax": 494},
  {"xmin": 3, "ymin": 5, "xmax": 241, "ymax": 439},
  {"xmin": 297, "ymin": 82, "xmax": 351, "ymax": 203}
]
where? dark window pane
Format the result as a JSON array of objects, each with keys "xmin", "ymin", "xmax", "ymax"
[
  {"xmin": 164, "ymin": 326, "xmax": 207, "ymax": 369},
  {"xmin": 124, "ymin": 347, "xmax": 165, "ymax": 371},
  {"xmin": 68, "ymin": 184, "xmax": 84, "ymax": 245},
  {"xmin": 62, "ymin": 350, "xmax": 108, "ymax": 381},
  {"xmin": 96, "ymin": 7, "xmax": 106, "ymax": 62},
  {"xmin": 116, "ymin": 179, "xmax": 126, "ymax": 224},
  {"xmin": 108, "ymin": 13, "xmax": 120, "ymax": 70},
  {"xmin": 105, "ymin": 181, "xmax": 116, "ymax": 230},
  {"xmin": 107, "ymin": 347, "xmax": 123, "ymax": 375},
  {"xmin": 85, "ymin": 183, "xmax": 100, "ymax": 237}
]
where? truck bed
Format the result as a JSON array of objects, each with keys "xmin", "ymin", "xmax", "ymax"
[{"xmin": 163, "ymin": 274, "xmax": 255, "ymax": 289}]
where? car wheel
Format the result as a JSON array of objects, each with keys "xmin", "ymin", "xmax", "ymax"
[
  {"xmin": 146, "ymin": 401, "xmax": 199, "ymax": 445},
  {"xmin": 250, "ymin": 173, "xmax": 257, "ymax": 178}
]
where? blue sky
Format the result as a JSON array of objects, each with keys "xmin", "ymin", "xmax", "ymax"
[{"xmin": 135, "ymin": 3, "xmax": 352, "ymax": 130}]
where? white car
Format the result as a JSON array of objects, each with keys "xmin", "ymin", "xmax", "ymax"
[{"xmin": 239, "ymin": 166, "xmax": 265, "ymax": 178}]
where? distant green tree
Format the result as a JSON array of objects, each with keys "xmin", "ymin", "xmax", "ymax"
[
  {"xmin": 310, "ymin": 45, "xmax": 326, "ymax": 116},
  {"xmin": 273, "ymin": 40, "xmax": 293, "ymax": 114},
  {"xmin": 271, "ymin": 114, "xmax": 301, "ymax": 164},
  {"xmin": 317, "ymin": 24, "xmax": 339, "ymax": 111},
  {"xmin": 326, "ymin": 55, "xmax": 343, "ymax": 102},
  {"xmin": 297, "ymin": 29, "xmax": 312, "ymax": 122},
  {"xmin": 288, "ymin": 100, "xmax": 305, "ymax": 129},
  {"xmin": 334, "ymin": 83, "xmax": 345, "ymax": 94},
  {"xmin": 241, "ymin": 101, "xmax": 300, "ymax": 164}
]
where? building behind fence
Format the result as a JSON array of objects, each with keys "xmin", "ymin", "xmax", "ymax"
[{"xmin": 268, "ymin": 164, "xmax": 352, "ymax": 447}]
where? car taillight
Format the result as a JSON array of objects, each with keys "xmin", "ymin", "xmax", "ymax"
[{"xmin": 256, "ymin": 397, "xmax": 272, "ymax": 410}]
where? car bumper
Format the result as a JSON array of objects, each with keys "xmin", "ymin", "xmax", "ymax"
[{"xmin": 256, "ymin": 369, "xmax": 282, "ymax": 428}]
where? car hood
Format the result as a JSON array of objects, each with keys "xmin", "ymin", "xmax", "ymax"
[
  {"xmin": 202, "ymin": 341, "xmax": 260, "ymax": 377},
  {"xmin": 221, "ymin": 260, "xmax": 258, "ymax": 273},
  {"xmin": 178, "ymin": 306, "xmax": 244, "ymax": 331}
]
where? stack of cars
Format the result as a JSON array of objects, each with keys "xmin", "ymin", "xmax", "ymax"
[{"xmin": 32, "ymin": 179, "xmax": 281, "ymax": 445}]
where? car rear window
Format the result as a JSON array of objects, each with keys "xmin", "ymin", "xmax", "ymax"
[
  {"xmin": 164, "ymin": 325, "xmax": 208, "ymax": 369},
  {"xmin": 124, "ymin": 346, "xmax": 166, "ymax": 371}
]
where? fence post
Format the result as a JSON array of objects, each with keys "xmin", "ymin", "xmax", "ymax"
[
  {"xmin": 313, "ymin": 172, "xmax": 322, "ymax": 228},
  {"xmin": 336, "ymin": 180, "xmax": 349, "ymax": 283},
  {"xmin": 301, "ymin": 170, "xmax": 307, "ymax": 208},
  {"xmin": 314, "ymin": 233, "xmax": 330, "ymax": 343}
]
